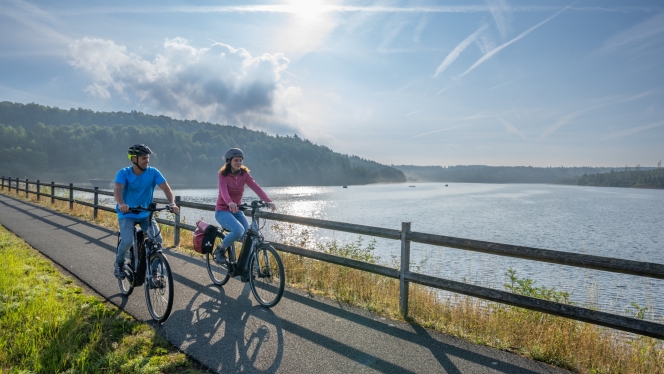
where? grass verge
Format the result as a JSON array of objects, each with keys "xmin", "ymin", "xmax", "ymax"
[{"xmin": 0, "ymin": 223, "xmax": 206, "ymax": 373}]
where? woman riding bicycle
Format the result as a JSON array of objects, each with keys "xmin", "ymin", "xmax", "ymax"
[{"xmin": 215, "ymin": 148, "xmax": 276, "ymax": 254}]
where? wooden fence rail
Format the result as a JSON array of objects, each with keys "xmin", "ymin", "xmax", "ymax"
[{"xmin": 1, "ymin": 175, "xmax": 663, "ymax": 339}]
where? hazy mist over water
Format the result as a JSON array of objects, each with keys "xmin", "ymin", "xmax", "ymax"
[{"xmin": 105, "ymin": 182, "xmax": 664, "ymax": 319}]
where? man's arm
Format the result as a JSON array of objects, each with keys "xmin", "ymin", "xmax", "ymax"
[
  {"xmin": 158, "ymin": 182, "xmax": 180, "ymax": 214},
  {"xmin": 113, "ymin": 182, "xmax": 129, "ymax": 213}
]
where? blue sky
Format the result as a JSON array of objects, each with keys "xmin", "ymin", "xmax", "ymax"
[{"xmin": 1, "ymin": 0, "xmax": 663, "ymax": 167}]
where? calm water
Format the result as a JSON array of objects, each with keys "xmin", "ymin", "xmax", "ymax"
[{"xmin": 99, "ymin": 182, "xmax": 664, "ymax": 318}]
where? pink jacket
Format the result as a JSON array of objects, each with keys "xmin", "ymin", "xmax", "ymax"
[{"xmin": 216, "ymin": 171, "xmax": 271, "ymax": 211}]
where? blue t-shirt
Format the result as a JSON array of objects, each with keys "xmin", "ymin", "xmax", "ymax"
[{"xmin": 115, "ymin": 166, "xmax": 166, "ymax": 219}]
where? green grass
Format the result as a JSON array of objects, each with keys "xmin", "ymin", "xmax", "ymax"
[{"xmin": 0, "ymin": 224, "xmax": 207, "ymax": 374}]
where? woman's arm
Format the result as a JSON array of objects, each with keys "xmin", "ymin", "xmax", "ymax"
[{"xmin": 245, "ymin": 174, "xmax": 276, "ymax": 211}]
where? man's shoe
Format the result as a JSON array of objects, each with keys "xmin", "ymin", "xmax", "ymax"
[{"xmin": 114, "ymin": 262, "xmax": 126, "ymax": 279}]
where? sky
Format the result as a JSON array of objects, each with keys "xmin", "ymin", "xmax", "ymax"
[{"xmin": 1, "ymin": 0, "xmax": 663, "ymax": 167}]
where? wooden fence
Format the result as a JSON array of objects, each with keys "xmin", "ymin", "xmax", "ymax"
[{"xmin": 2, "ymin": 175, "xmax": 663, "ymax": 339}]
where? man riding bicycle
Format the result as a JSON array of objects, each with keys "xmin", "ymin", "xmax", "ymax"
[{"xmin": 113, "ymin": 144, "xmax": 180, "ymax": 279}]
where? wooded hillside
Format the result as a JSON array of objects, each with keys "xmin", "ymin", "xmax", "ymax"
[
  {"xmin": 0, "ymin": 102, "xmax": 405, "ymax": 187},
  {"xmin": 394, "ymin": 165, "xmax": 619, "ymax": 184},
  {"xmin": 559, "ymin": 169, "xmax": 664, "ymax": 189}
]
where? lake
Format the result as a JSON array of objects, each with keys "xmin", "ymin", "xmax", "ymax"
[{"xmin": 103, "ymin": 182, "xmax": 664, "ymax": 319}]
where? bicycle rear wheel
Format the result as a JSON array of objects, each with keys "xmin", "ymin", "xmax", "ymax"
[
  {"xmin": 144, "ymin": 252, "xmax": 174, "ymax": 323},
  {"xmin": 118, "ymin": 245, "xmax": 134, "ymax": 296},
  {"xmin": 249, "ymin": 244, "xmax": 285, "ymax": 308},
  {"xmin": 206, "ymin": 239, "xmax": 232, "ymax": 286}
]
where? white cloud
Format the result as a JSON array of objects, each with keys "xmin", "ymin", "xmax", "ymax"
[
  {"xmin": 68, "ymin": 37, "xmax": 301, "ymax": 131},
  {"xmin": 84, "ymin": 83, "xmax": 111, "ymax": 99},
  {"xmin": 433, "ymin": 24, "xmax": 489, "ymax": 77}
]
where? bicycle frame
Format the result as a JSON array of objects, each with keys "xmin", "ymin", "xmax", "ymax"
[
  {"xmin": 226, "ymin": 203, "xmax": 266, "ymax": 282},
  {"xmin": 123, "ymin": 203, "xmax": 166, "ymax": 286}
]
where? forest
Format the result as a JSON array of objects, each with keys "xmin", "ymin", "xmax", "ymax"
[
  {"xmin": 559, "ymin": 169, "xmax": 664, "ymax": 189},
  {"xmin": 0, "ymin": 102, "xmax": 405, "ymax": 187},
  {"xmin": 394, "ymin": 165, "xmax": 621, "ymax": 184}
]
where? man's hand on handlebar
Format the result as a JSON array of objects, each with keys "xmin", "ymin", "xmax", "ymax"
[
  {"xmin": 119, "ymin": 203, "xmax": 130, "ymax": 213},
  {"xmin": 168, "ymin": 204, "xmax": 180, "ymax": 214}
]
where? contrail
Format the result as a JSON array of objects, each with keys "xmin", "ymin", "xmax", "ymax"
[
  {"xmin": 599, "ymin": 120, "xmax": 664, "ymax": 142},
  {"xmin": 409, "ymin": 124, "xmax": 470, "ymax": 139},
  {"xmin": 459, "ymin": 1, "xmax": 578, "ymax": 78},
  {"xmin": 433, "ymin": 24, "xmax": 489, "ymax": 78},
  {"xmin": 498, "ymin": 117, "xmax": 528, "ymax": 140}
]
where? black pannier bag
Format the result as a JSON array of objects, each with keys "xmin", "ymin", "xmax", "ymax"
[{"xmin": 201, "ymin": 224, "xmax": 218, "ymax": 254}]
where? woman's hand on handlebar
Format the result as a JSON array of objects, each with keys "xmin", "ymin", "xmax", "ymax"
[
  {"xmin": 228, "ymin": 202, "xmax": 238, "ymax": 213},
  {"xmin": 267, "ymin": 202, "xmax": 276, "ymax": 212}
]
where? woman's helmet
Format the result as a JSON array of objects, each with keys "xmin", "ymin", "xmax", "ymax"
[
  {"xmin": 127, "ymin": 144, "xmax": 153, "ymax": 161},
  {"xmin": 225, "ymin": 148, "xmax": 244, "ymax": 162}
]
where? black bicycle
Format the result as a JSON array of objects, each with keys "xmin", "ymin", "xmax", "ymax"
[
  {"xmin": 205, "ymin": 200, "xmax": 285, "ymax": 308},
  {"xmin": 116, "ymin": 202, "xmax": 176, "ymax": 323}
]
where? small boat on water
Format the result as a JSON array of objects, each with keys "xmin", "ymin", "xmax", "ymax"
[
  {"xmin": 409, "ymin": 185, "xmax": 416, "ymax": 187},
  {"xmin": 445, "ymin": 184, "xmax": 448, "ymax": 187},
  {"xmin": 343, "ymin": 185, "xmax": 348, "ymax": 188}
]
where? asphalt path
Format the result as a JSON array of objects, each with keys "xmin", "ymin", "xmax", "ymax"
[{"xmin": 0, "ymin": 193, "xmax": 570, "ymax": 374}]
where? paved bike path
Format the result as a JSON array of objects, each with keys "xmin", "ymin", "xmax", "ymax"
[{"xmin": 0, "ymin": 193, "xmax": 569, "ymax": 374}]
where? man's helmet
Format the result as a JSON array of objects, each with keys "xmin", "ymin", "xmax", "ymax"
[
  {"xmin": 225, "ymin": 148, "xmax": 244, "ymax": 162},
  {"xmin": 127, "ymin": 144, "xmax": 153, "ymax": 161}
]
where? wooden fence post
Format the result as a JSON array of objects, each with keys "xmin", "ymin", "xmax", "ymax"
[
  {"xmin": 94, "ymin": 187, "xmax": 99, "ymax": 219},
  {"xmin": 37, "ymin": 180, "xmax": 40, "ymax": 201},
  {"xmin": 25, "ymin": 179, "xmax": 29, "ymax": 198},
  {"xmin": 69, "ymin": 183, "xmax": 74, "ymax": 210},
  {"xmin": 400, "ymin": 222, "xmax": 411, "ymax": 318},
  {"xmin": 16, "ymin": 177, "xmax": 20, "ymax": 194},
  {"xmin": 51, "ymin": 182, "xmax": 55, "ymax": 204},
  {"xmin": 1, "ymin": 176, "xmax": 4, "ymax": 190},
  {"xmin": 174, "ymin": 196, "xmax": 181, "ymax": 246}
]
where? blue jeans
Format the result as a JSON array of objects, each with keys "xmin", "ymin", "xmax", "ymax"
[
  {"xmin": 215, "ymin": 210, "xmax": 248, "ymax": 249},
  {"xmin": 116, "ymin": 216, "xmax": 162, "ymax": 264}
]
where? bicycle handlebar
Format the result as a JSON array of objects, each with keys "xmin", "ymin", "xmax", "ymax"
[
  {"xmin": 237, "ymin": 200, "xmax": 269, "ymax": 211},
  {"xmin": 127, "ymin": 203, "xmax": 178, "ymax": 215}
]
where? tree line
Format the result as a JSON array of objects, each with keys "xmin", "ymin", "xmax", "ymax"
[
  {"xmin": 0, "ymin": 101, "xmax": 405, "ymax": 187},
  {"xmin": 393, "ymin": 165, "xmax": 621, "ymax": 184},
  {"xmin": 558, "ymin": 169, "xmax": 664, "ymax": 189}
]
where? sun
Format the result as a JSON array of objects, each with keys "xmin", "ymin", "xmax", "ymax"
[{"xmin": 285, "ymin": 0, "xmax": 328, "ymax": 21}]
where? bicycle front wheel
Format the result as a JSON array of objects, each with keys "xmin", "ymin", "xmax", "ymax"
[
  {"xmin": 249, "ymin": 244, "xmax": 285, "ymax": 308},
  {"xmin": 144, "ymin": 252, "xmax": 174, "ymax": 323},
  {"xmin": 206, "ymin": 240, "xmax": 232, "ymax": 286}
]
